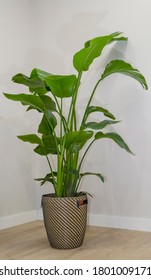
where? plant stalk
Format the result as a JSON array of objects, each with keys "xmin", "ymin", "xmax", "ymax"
[
  {"xmin": 78, "ymin": 139, "xmax": 95, "ymax": 172},
  {"xmin": 69, "ymin": 71, "xmax": 82, "ymax": 131},
  {"xmin": 80, "ymin": 78, "xmax": 102, "ymax": 128}
]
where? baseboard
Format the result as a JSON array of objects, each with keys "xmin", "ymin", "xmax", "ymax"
[
  {"xmin": 88, "ymin": 214, "xmax": 151, "ymax": 232},
  {"xmin": 38, "ymin": 208, "xmax": 43, "ymax": 220},
  {"xmin": 0, "ymin": 210, "xmax": 38, "ymax": 230},
  {"xmin": 1, "ymin": 210, "xmax": 151, "ymax": 233},
  {"xmin": 38, "ymin": 208, "xmax": 151, "ymax": 232}
]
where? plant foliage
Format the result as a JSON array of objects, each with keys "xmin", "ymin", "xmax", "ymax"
[{"xmin": 4, "ymin": 32, "xmax": 148, "ymax": 197}]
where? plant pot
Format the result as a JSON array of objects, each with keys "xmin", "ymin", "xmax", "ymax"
[{"xmin": 41, "ymin": 192, "xmax": 88, "ymax": 249}]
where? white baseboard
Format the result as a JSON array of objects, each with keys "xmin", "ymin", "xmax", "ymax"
[
  {"xmin": 38, "ymin": 209, "xmax": 151, "ymax": 232},
  {"xmin": 38, "ymin": 208, "xmax": 43, "ymax": 220},
  {"xmin": 88, "ymin": 214, "xmax": 151, "ymax": 232},
  {"xmin": 1, "ymin": 210, "xmax": 151, "ymax": 233},
  {"xmin": 0, "ymin": 210, "xmax": 38, "ymax": 230}
]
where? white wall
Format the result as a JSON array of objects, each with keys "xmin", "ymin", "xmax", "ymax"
[
  {"xmin": 0, "ymin": 0, "xmax": 39, "ymax": 227},
  {"xmin": 1, "ymin": 0, "xmax": 151, "ymax": 231}
]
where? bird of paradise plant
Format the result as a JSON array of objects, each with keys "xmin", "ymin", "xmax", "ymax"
[{"xmin": 4, "ymin": 31, "xmax": 148, "ymax": 197}]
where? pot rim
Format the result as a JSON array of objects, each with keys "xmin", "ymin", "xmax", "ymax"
[{"xmin": 42, "ymin": 191, "xmax": 87, "ymax": 199}]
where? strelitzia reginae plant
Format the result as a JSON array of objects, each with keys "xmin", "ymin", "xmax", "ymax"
[{"xmin": 4, "ymin": 32, "xmax": 148, "ymax": 197}]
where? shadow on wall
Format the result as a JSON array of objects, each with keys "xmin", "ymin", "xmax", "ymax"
[
  {"xmin": 0, "ymin": 11, "xmax": 129, "ymax": 78},
  {"xmin": 55, "ymin": 11, "xmax": 109, "ymax": 53},
  {"xmin": 31, "ymin": 12, "xmax": 110, "ymax": 74}
]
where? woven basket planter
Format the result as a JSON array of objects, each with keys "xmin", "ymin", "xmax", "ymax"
[{"xmin": 42, "ymin": 193, "xmax": 88, "ymax": 249}]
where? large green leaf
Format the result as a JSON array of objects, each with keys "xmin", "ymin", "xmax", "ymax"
[
  {"xmin": 73, "ymin": 32, "xmax": 127, "ymax": 72},
  {"xmin": 3, "ymin": 93, "xmax": 44, "ymax": 111},
  {"xmin": 44, "ymin": 109, "xmax": 57, "ymax": 131},
  {"xmin": 12, "ymin": 68, "xmax": 53, "ymax": 95},
  {"xmin": 85, "ymin": 106, "xmax": 116, "ymax": 120},
  {"xmin": 101, "ymin": 60, "xmax": 148, "ymax": 89},
  {"xmin": 40, "ymin": 95, "xmax": 56, "ymax": 111},
  {"xmin": 18, "ymin": 134, "xmax": 58, "ymax": 155},
  {"xmin": 83, "ymin": 120, "xmax": 120, "ymax": 130},
  {"xmin": 95, "ymin": 131, "xmax": 133, "ymax": 154},
  {"xmin": 45, "ymin": 75, "xmax": 77, "ymax": 98},
  {"xmin": 80, "ymin": 172, "xmax": 104, "ymax": 183},
  {"xmin": 26, "ymin": 95, "xmax": 57, "ymax": 113},
  {"xmin": 42, "ymin": 134, "xmax": 59, "ymax": 154},
  {"xmin": 34, "ymin": 138, "xmax": 58, "ymax": 155},
  {"xmin": 17, "ymin": 134, "xmax": 43, "ymax": 146},
  {"xmin": 12, "ymin": 73, "xmax": 47, "ymax": 95},
  {"xmin": 30, "ymin": 68, "xmax": 52, "ymax": 81},
  {"xmin": 34, "ymin": 145, "xmax": 51, "ymax": 156},
  {"xmin": 12, "ymin": 73, "xmax": 40, "ymax": 87},
  {"xmin": 64, "ymin": 131, "xmax": 93, "ymax": 152},
  {"xmin": 38, "ymin": 115, "xmax": 51, "ymax": 135}
]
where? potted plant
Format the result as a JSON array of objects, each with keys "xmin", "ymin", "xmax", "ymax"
[{"xmin": 4, "ymin": 31, "xmax": 148, "ymax": 249}]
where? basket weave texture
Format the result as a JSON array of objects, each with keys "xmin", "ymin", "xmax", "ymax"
[{"xmin": 42, "ymin": 193, "xmax": 88, "ymax": 249}]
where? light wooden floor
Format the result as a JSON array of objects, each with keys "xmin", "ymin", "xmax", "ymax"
[{"xmin": 1, "ymin": 221, "xmax": 151, "ymax": 259}]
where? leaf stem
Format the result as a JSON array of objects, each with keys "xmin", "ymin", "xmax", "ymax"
[
  {"xmin": 56, "ymin": 72, "xmax": 83, "ymax": 196},
  {"xmin": 60, "ymin": 98, "xmax": 63, "ymax": 138},
  {"xmin": 43, "ymin": 149, "xmax": 57, "ymax": 193},
  {"xmin": 78, "ymin": 139, "xmax": 95, "ymax": 172},
  {"xmin": 68, "ymin": 71, "xmax": 82, "ymax": 131},
  {"xmin": 80, "ymin": 78, "xmax": 102, "ymax": 128}
]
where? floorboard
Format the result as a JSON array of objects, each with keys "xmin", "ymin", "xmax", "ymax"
[{"xmin": 1, "ymin": 221, "xmax": 151, "ymax": 259}]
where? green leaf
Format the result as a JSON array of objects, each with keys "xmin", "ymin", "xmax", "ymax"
[
  {"xmin": 45, "ymin": 75, "xmax": 77, "ymax": 98},
  {"xmin": 30, "ymin": 68, "xmax": 53, "ymax": 94},
  {"xmin": 66, "ymin": 169, "xmax": 80, "ymax": 178},
  {"xmin": 40, "ymin": 95, "xmax": 56, "ymax": 111},
  {"xmin": 12, "ymin": 73, "xmax": 39, "ymax": 87},
  {"xmin": 12, "ymin": 73, "xmax": 47, "ymax": 95},
  {"xmin": 101, "ymin": 60, "xmax": 148, "ymax": 90},
  {"xmin": 30, "ymin": 68, "xmax": 52, "ymax": 81},
  {"xmin": 26, "ymin": 105, "xmax": 41, "ymax": 112},
  {"xmin": 34, "ymin": 134, "xmax": 59, "ymax": 155},
  {"xmin": 38, "ymin": 115, "xmax": 51, "ymax": 135},
  {"xmin": 25, "ymin": 95, "xmax": 56, "ymax": 113},
  {"xmin": 3, "ymin": 93, "xmax": 44, "ymax": 111},
  {"xmin": 64, "ymin": 131, "xmax": 93, "ymax": 152},
  {"xmin": 95, "ymin": 131, "xmax": 134, "ymax": 154},
  {"xmin": 44, "ymin": 109, "xmax": 57, "ymax": 131},
  {"xmin": 80, "ymin": 172, "xmax": 104, "ymax": 183},
  {"xmin": 42, "ymin": 134, "xmax": 59, "ymax": 154},
  {"xmin": 18, "ymin": 134, "xmax": 58, "ymax": 155},
  {"xmin": 35, "ymin": 177, "xmax": 53, "ymax": 185},
  {"xmin": 34, "ymin": 145, "xmax": 50, "ymax": 156},
  {"xmin": 85, "ymin": 106, "xmax": 116, "ymax": 120},
  {"xmin": 35, "ymin": 172, "xmax": 57, "ymax": 186},
  {"xmin": 17, "ymin": 134, "xmax": 43, "ymax": 146},
  {"xmin": 83, "ymin": 120, "xmax": 120, "ymax": 130},
  {"xmin": 73, "ymin": 32, "xmax": 127, "ymax": 72}
]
